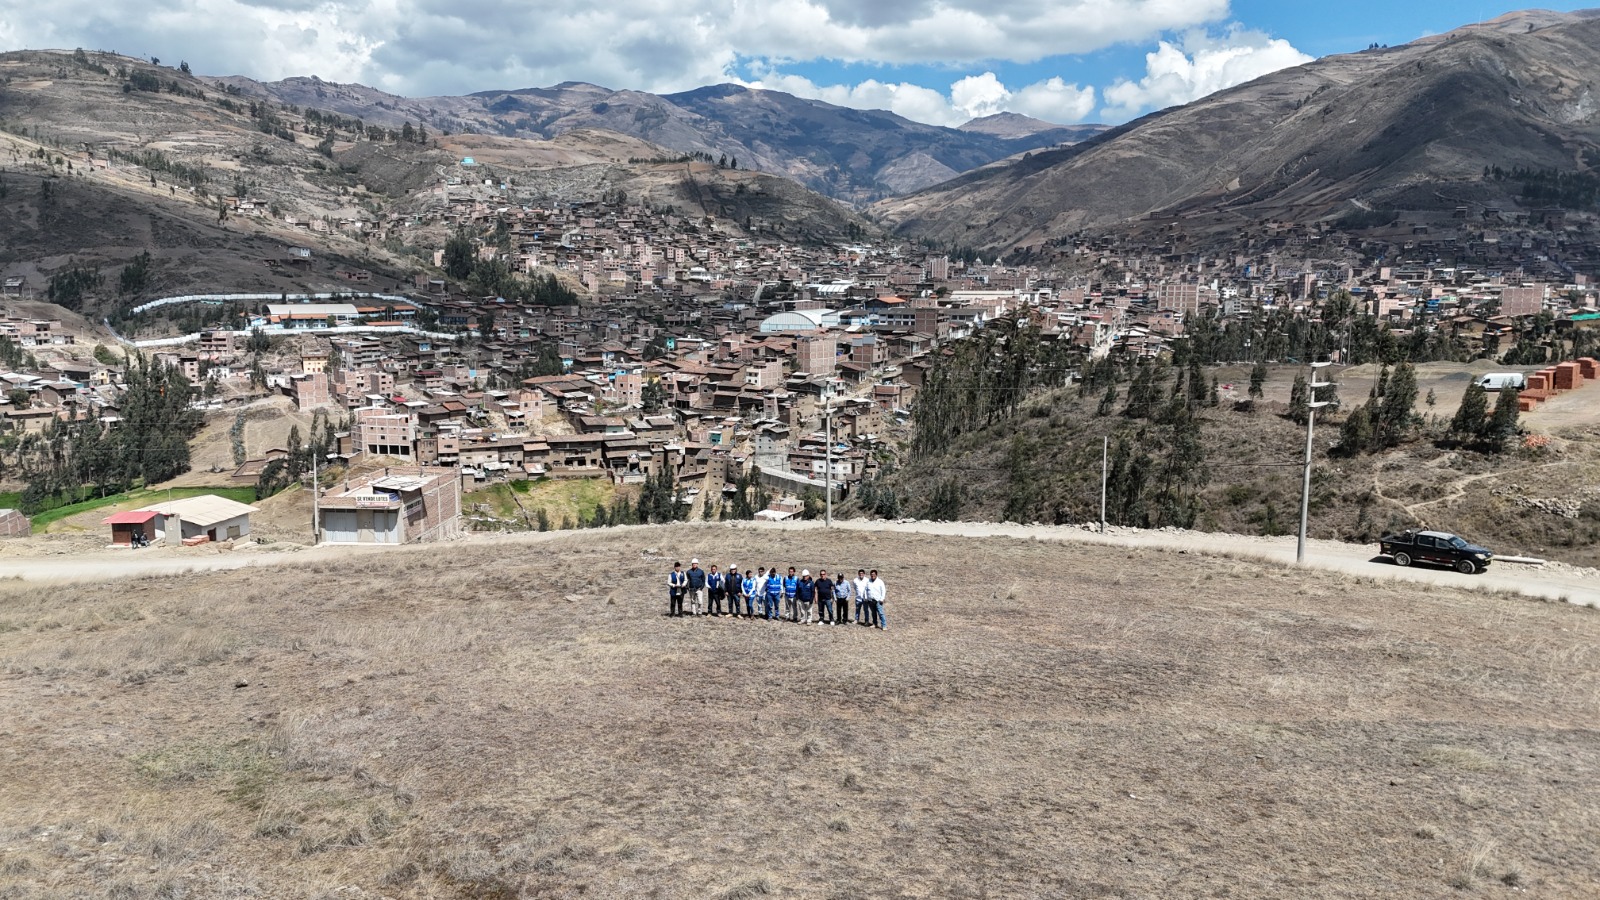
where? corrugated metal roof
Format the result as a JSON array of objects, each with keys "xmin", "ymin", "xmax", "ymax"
[
  {"xmin": 371, "ymin": 476, "xmax": 429, "ymax": 491},
  {"xmin": 103, "ymin": 510, "xmax": 159, "ymax": 525},
  {"xmin": 139, "ymin": 495, "xmax": 258, "ymax": 528}
]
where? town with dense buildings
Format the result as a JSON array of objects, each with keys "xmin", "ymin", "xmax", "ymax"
[{"xmin": 3, "ymin": 193, "xmax": 1600, "ymax": 537}]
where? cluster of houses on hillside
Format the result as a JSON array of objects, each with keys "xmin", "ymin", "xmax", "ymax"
[
  {"xmin": 1054, "ymin": 216, "xmax": 1600, "ymax": 360},
  {"xmin": 4, "ymin": 189, "xmax": 1600, "ymax": 533}
]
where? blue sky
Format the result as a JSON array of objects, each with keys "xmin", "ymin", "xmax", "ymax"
[{"xmin": 2, "ymin": 1, "xmax": 1594, "ymax": 126}]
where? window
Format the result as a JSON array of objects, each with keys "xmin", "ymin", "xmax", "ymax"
[{"xmin": 1414, "ymin": 535, "xmax": 1436, "ymax": 549}]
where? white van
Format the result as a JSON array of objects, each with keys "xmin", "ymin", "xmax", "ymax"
[{"xmin": 1475, "ymin": 372, "xmax": 1527, "ymax": 392}]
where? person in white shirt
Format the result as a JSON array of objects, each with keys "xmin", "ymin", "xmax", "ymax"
[
  {"xmin": 853, "ymin": 569, "xmax": 872, "ymax": 626},
  {"xmin": 865, "ymin": 569, "xmax": 886, "ymax": 631}
]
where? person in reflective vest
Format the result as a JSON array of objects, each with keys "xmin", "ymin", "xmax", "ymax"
[
  {"xmin": 723, "ymin": 562, "xmax": 741, "ymax": 617},
  {"xmin": 741, "ymin": 569, "xmax": 757, "ymax": 617},
  {"xmin": 764, "ymin": 566, "xmax": 783, "ymax": 620},
  {"xmin": 706, "ymin": 565, "xmax": 725, "ymax": 616},
  {"xmin": 667, "ymin": 562, "xmax": 687, "ymax": 617},
  {"xmin": 782, "ymin": 567, "xmax": 800, "ymax": 621}
]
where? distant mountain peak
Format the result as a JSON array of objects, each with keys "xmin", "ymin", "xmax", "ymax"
[{"xmin": 958, "ymin": 112, "xmax": 1066, "ymax": 137}]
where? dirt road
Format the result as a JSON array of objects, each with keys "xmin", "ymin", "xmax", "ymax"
[
  {"xmin": 0, "ymin": 541, "xmax": 412, "ymax": 583},
  {"xmin": 754, "ymin": 519, "xmax": 1600, "ymax": 607},
  {"xmin": 2, "ymin": 520, "xmax": 1594, "ymax": 607}
]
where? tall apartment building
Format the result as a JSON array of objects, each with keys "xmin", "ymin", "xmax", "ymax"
[
  {"xmin": 795, "ymin": 335, "xmax": 837, "ymax": 378},
  {"xmin": 1152, "ymin": 282, "xmax": 1202, "ymax": 316},
  {"xmin": 850, "ymin": 334, "xmax": 888, "ymax": 367},
  {"xmin": 1499, "ymin": 285, "xmax": 1546, "ymax": 317},
  {"xmin": 355, "ymin": 407, "xmax": 417, "ymax": 458}
]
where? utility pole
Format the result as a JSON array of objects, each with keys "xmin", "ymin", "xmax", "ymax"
[
  {"xmin": 1297, "ymin": 362, "xmax": 1334, "ymax": 565},
  {"xmin": 824, "ymin": 404, "xmax": 833, "ymax": 527},
  {"xmin": 310, "ymin": 444, "xmax": 320, "ymax": 547},
  {"xmin": 1100, "ymin": 435, "xmax": 1108, "ymax": 534}
]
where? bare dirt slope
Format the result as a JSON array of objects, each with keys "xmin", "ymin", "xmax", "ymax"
[{"xmin": 0, "ymin": 526, "xmax": 1596, "ymax": 898}]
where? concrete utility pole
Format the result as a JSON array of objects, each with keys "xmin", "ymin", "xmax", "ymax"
[
  {"xmin": 824, "ymin": 405, "xmax": 833, "ymax": 527},
  {"xmin": 1100, "ymin": 435, "xmax": 1108, "ymax": 534},
  {"xmin": 1297, "ymin": 362, "xmax": 1334, "ymax": 565},
  {"xmin": 310, "ymin": 445, "xmax": 320, "ymax": 547}
]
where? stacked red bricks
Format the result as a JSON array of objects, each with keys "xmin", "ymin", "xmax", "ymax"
[{"xmin": 1520, "ymin": 357, "xmax": 1597, "ymax": 410}]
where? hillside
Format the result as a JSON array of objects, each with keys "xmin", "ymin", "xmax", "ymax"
[
  {"xmin": 208, "ymin": 75, "xmax": 1107, "ymax": 203},
  {"xmin": 0, "ymin": 526, "xmax": 1595, "ymax": 897},
  {"xmin": 878, "ymin": 360, "xmax": 1600, "ymax": 569},
  {"xmin": 0, "ymin": 50, "xmax": 869, "ymax": 308},
  {"xmin": 876, "ymin": 10, "xmax": 1600, "ymax": 251}
]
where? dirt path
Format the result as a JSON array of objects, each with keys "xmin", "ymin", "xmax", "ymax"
[
  {"xmin": 0, "ymin": 542, "xmax": 413, "ymax": 583},
  {"xmin": 752, "ymin": 519, "xmax": 1600, "ymax": 607},
  {"xmin": 1395, "ymin": 458, "xmax": 1578, "ymax": 516},
  {"xmin": 2, "ymin": 520, "xmax": 1595, "ymax": 607}
]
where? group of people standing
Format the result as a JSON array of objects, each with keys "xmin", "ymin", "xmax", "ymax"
[{"xmin": 667, "ymin": 559, "xmax": 887, "ymax": 630}]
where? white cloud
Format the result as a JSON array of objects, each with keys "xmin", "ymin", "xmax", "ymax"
[
  {"xmin": 0, "ymin": 0, "xmax": 1227, "ymax": 100},
  {"xmin": 751, "ymin": 70, "xmax": 1096, "ymax": 127},
  {"xmin": 1011, "ymin": 77, "xmax": 1099, "ymax": 124},
  {"xmin": 2, "ymin": 0, "xmax": 1309, "ymax": 128},
  {"xmin": 1101, "ymin": 27, "xmax": 1314, "ymax": 119},
  {"xmin": 949, "ymin": 73, "xmax": 1012, "ymax": 120}
]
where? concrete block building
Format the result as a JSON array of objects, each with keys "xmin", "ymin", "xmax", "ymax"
[{"xmin": 317, "ymin": 466, "xmax": 462, "ymax": 544}]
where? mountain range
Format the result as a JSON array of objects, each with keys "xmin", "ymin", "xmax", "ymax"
[
  {"xmin": 0, "ymin": 49, "xmax": 875, "ymax": 302},
  {"xmin": 207, "ymin": 75, "xmax": 1106, "ymax": 204},
  {"xmin": 7, "ymin": 5, "xmax": 1600, "ymax": 290},
  {"xmin": 875, "ymin": 9, "xmax": 1600, "ymax": 252}
]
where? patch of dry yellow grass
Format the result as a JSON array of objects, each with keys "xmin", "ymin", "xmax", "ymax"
[{"xmin": 0, "ymin": 526, "xmax": 1596, "ymax": 897}]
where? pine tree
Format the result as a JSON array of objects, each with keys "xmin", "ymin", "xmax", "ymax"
[
  {"xmin": 1484, "ymin": 386, "xmax": 1521, "ymax": 452},
  {"xmin": 923, "ymin": 478, "xmax": 963, "ymax": 522},
  {"xmin": 1337, "ymin": 402, "xmax": 1375, "ymax": 456},
  {"xmin": 1373, "ymin": 362, "xmax": 1417, "ymax": 448},
  {"xmin": 1186, "ymin": 358, "xmax": 1207, "ymax": 406},
  {"xmin": 1248, "ymin": 361, "xmax": 1267, "ymax": 400},
  {"xmin": 1450, "ymin": 381, "xmax": 1489, "ymax": 441},
  {"xmin": 1288, "ymin": 373, "xmax": 1309, "ymax": 424},
  {"xmin": 1123, "ymin": 363, "xmax": 1159, "ymax": 419},
  {"xmin": 1096, "ymin": 382, "xmax": 1118, "ymax": 417}
]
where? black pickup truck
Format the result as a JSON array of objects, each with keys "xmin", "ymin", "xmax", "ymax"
[{"xmin": 1378, "ymin": 530, "xmax": 1493, "ymax": 574}]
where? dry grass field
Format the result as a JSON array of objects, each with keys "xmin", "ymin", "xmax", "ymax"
[{"xmin": 0, "ymin": 525, "xmax": 1596, "ymax": 898}]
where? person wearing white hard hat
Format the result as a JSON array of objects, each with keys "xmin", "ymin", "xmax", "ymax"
[
  {"xmin": 724, "ymin": 563, "xmax": 742, "ymax": 617},
  {"xmin": 686, "ymin": 559, "xmax": 707, "ymax": 616},
  {"xmin": 796, "ymin": 569, "xmax": 817, "ymax": 625}
]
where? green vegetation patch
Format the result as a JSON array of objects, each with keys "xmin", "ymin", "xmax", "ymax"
[
  {"xmin": 467, "ymin": 478, "xmax": 622, "ymax": 530},
  {"xmin": 35, "ymin": 486, "xmax": 257, "ymax": 532}
]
